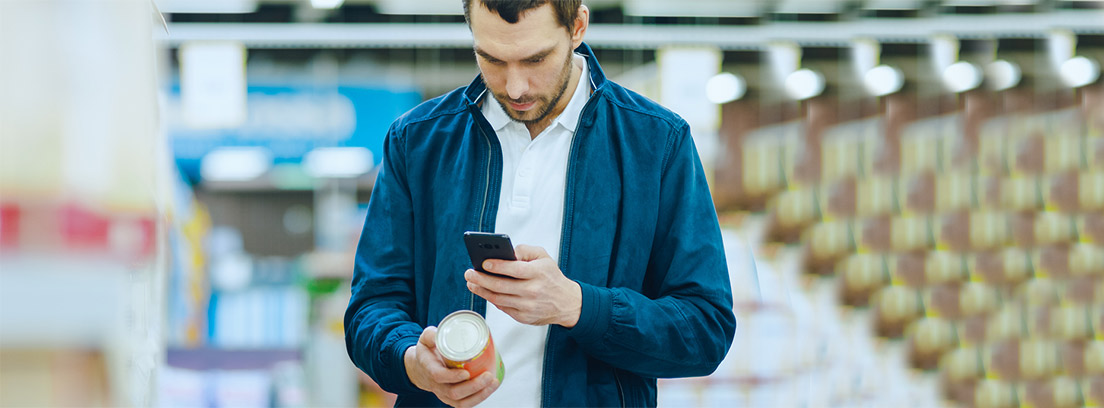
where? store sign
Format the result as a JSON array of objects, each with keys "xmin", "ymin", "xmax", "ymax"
[{"xmin": 165, "ymin": 85, "xmax": 421, "ymax": 182}]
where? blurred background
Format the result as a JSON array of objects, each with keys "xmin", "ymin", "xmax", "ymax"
[{"xmin": 1, "ymin": 0, "xmax": 1102, "ymax": 407}]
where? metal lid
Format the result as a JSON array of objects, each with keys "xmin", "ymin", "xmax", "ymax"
[{"xmin": 436, "ymin": 310, "xmax": 489, "ymax": 361}]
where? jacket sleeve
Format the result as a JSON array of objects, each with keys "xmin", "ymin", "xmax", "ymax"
[
  {"xmin": 344, "ymin": 123, "xmax": 424, "ymax": 395},
  {"xmin": 564, "ymin": 122, "xmax": 737, "ymax": 378}
]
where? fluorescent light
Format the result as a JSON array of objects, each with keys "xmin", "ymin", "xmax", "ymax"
[
  {"xmin": 863, "ymin": 0, "xmax": 925, "ymax": 9},
  {"xmin": 943, "ymin": 61, "xmax": 982, "ymax": 93},
  {"xmin": 375, "ymin": 0, "xmax": 463, "ymax": 15},
  {"xmin": 624, "ymin": 0, "xmax": 763, "ymax": 17},
  {"xmin": 706, "ymin": 73, "xmax": 747, "ymax": 104},
  {"xmin": 784, "ymin": 68, "xmax": 825, "ymax": 100},
  {"xmin": 864, "ymin": 65, "xmax": 904, "ymax": 97},
  {"xmin": 942, "ymin": 0, "xmax": 997, "ymax": 5},
  {"xmin": 1059, "ymin": 56, "xmax": 1101, "ymax": 88},
  {"xmin": 776, "ymin": 0, "xmax": 851, "ymax": 14},
  {"xmin": 985, "ymin": 60, "xmax": 1021, "ymax": 91},
  {"xmin": 200, "ymin": 147, "xmax": 272, "ymax": 182},
  {"xmin": 302, "ymin": 147, "xmax": 374, "ymax": 179},
  {"xmin": 156, "ymin": 0, "xmax": 257, "ymax": 13},
  {"xmin": 311, "ymin": 0, "xmax": 344, "ymax": 10}
]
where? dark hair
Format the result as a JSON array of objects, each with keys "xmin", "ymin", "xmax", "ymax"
[{"xmin": 463, "ymin": 0, "xmax": 581, "ymax": 31}]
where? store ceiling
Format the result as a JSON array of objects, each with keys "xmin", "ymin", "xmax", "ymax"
[
  {"xmin": 155, "ymin": 0, "xmax": 1103, "ymax": 50},
  {"xmin": 156, "ymin": 0, "xmax": 1099, "ymax": 18}
]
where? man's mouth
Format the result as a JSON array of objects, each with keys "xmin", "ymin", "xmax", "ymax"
[{"xmin": 509, "ymin": 100, "xmax": 536, "ymax": 111}]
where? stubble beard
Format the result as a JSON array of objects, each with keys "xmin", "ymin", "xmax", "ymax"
[{"xmin": 492, "ymin": 50, "xmax": 574, "ymax": 126}]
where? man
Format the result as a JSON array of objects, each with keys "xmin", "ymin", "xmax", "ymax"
[{"xmin": 345, "ymin": 1, "xmax": 736, "ymax": 406}]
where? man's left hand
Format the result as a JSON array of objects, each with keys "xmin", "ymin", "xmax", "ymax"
[{"xmin": 464, "ymin": 244, "xmax": 582, "ymax": 328}]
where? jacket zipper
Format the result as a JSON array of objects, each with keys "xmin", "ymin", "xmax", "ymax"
[
  {"xmin": 542, "ymin": 76, "xmax": 600, "ymax": 408},
  {"xmin": 472, "ymin": 90, "xmax": 495, "ymax": 313},
  {"xmin": 472, "ymin": 125, "xmax": 494, "ymax": 312}
]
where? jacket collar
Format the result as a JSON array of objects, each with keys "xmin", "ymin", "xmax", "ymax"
[{"xmin": 463, "ymin": 41, "xmax": 607, "ymax": 107}]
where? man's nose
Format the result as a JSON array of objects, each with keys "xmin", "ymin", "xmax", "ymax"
[{"xmin": 505, "ymin": 68, "xmax": 528, "ymax": 100}]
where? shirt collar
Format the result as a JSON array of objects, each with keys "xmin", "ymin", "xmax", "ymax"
[
  {"xmin": 554, "ymin": 54, "xmax": 590, "ymax": 133},
  {"xmin": 483, "ymin": 54, "xmax": 591, "ymax": 133}
]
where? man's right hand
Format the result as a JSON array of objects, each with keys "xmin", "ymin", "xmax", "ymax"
[{"xmin": 404, "ymin": 326, "xmax": 500, "ymax": 407}]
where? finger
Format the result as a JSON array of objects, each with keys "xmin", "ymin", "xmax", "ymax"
[
  {"xmin": 466, "ymin": 282, "xmax": 523, "ymax": 309},
  {"xmin": 481, "ymin": 258, "xmax": 536, "ymax": 280},
  {"xmin": 419, "ymin": 326, "xmax": 438, "ymax": 348},
  {"xmin": 417, "ymin": 327, "xmax": 471, "ymax": 385},
  {"xmin": 513, "ymin": 244, "xmax": 550, "ymax": 261},
  {"xmin": 479, "ymin": 258, "xmax": 527, "ymax": 279},
  {"xmin": 425, "ymin": 360, "xmax": 470, "ymax": 385},
  {"xmin": 453, "ymin": 373, "xmax": 501, "ymax": 408},
  {"xmin": 417, "ymin": 344, "xmax": 470, "ymax": 385},
  {"xmin": 466, "ymin": 268, "xmax": 525, "ymax": 292},
  {"xmin": 446, "ymin": 372, "xmax": 498, "ymax": 406},
  {"xmin": 464, "ymin": 269, "xmax": 490, "ymax": 286}
]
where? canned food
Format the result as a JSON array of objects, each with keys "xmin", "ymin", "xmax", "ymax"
[{"xmin": 436, "ymin": 310, "xmax": 505, "ymax": 382}]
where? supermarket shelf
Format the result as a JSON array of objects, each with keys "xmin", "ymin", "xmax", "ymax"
[
  {"xmin": 0, "ymin": 201, "xmax": 157, "ymax": 261},
  {"xmin": 165, "ymin": 347, "xmax": 302, "ymax": 370},
  {"xmin": 199, "ymin": 172, "xmax": 376, "ymax": 192},
  {"xmin": 301, "ymin": 251, "xmax": 355, "ymax": 280},
  {"xmin": 159, "ymin": 10, "xmax": 1104, "ymax": 49},
  {"xmin": 0, "ymin": 256, "xmax": 128, "ymax": 347}
]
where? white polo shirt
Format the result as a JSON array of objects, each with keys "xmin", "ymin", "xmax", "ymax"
[{"xmin": 476, "ymin": 55, "xmax": 590, "ymax": 408}]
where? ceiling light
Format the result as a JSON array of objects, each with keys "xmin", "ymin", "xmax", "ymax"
[
  {"xmin": 1059, "ymin": 56, "xmax": 1101, "ymax": 88},
  {"xmin": 156, "ymin": 0, "xmax": 257, "ymax": 13},
  {"xmin": 310, "ymin": 0, "xmax": 344, "ymax": 10},
  {"xmin": 864, "ymin": 65, "xmax": 904, "ymax": 97},
  {"xmin": 302, "ymin": 147, "xmax": 374, "ymax": 179},
  {"xmin": 985, "ymin": 60, "xmax": 1021, "ymax": 91},
  {"xmin": 784, "ymin": 69, "xmax": 825, "ymax": 100},
  {"xmin": 200, "ymin": 147, "xmax": 272, "ymax": 182},
  {"xmin": 942, "ymin": 61, "xmax": 982, "ymax": 93},
  {"xmin": 706, "ymin": 73, "xmax": 747, "ymax": 104},
  {"xmin": 375, "ymin": 0, "xmax": 462, "ymax": 15}
]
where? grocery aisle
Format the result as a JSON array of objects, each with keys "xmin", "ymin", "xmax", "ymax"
[{"xmin": 2, "ymin": 1, "xmax": 1102, "ymax": 407}]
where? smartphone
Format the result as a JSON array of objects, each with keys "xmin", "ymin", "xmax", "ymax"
[{"xmin": 463, "ymin": 232, "xmax": 516, "ymax": 276}]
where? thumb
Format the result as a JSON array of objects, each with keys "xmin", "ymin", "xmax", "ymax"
[
  {"xmin": 514, "ymin": 244, "xmax": 550, "ymax": 262},
  {"xmin": 419, "ymin": 326, "xmax": 438, "ymax": 349}
]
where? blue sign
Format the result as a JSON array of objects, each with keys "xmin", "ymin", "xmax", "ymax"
[{"xmin": 166, "ymin": 84, "xmax": 422, "ymax": 183}]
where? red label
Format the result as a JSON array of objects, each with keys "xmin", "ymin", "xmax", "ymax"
[
  {"xmin": 459, "ymin": 335, "xmax": 498, "ymax": 379},
  {"xmin": 0, "ymin": 204, "xmax": 19, "ymax": 247},
  {"xmin": 60, "ymin": 203, "xmax": 111, "ymax": 249}
]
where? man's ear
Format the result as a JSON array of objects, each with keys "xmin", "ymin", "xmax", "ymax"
[{"xmin": 570, "ymin": 5, "xmax": 589, "ymax": 49}]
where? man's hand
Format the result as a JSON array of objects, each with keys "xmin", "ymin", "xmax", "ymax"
[
  {"xmin": 405, "ymin": 327, "xmax": 499, "ymax": 407},
  {"xmin": 465, "ymin": 244, "xmax": 582, "ymax": 327}
]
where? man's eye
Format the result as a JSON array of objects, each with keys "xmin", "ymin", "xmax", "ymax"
[{"xmin": 526, "ymin": 58, "xmax": 544, "ymax": 64}]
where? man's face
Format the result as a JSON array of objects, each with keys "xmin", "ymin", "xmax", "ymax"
[{"xmin": 470, "ymin": 3, "xmax": 577, "ymax": 125}]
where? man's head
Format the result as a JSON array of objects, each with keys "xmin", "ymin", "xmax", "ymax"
[
  {"xmin": 463, "ymin": 0, "xmax": 581, "ymax": 32},
  {"xmin": 464, "ymin": 0, "xmax": 589, "ymax": 127}
]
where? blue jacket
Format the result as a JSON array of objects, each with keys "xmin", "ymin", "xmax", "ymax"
[{"xmin": 345, "ymin": 43, "xmax": 736, "ymax": 407}]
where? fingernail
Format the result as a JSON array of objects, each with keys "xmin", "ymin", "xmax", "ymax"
[
  {"xmin": 483, "ymin": 260, "xmax": 492, "ymax": 270},
  {"xmin": 467, "ymin": 282, "xmax": 476, "ymax": 291}
]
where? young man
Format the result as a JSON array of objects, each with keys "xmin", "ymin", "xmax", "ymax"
[{"xmin": 345, "ymin": 1, "xmax": 736, "ymax": 406}]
